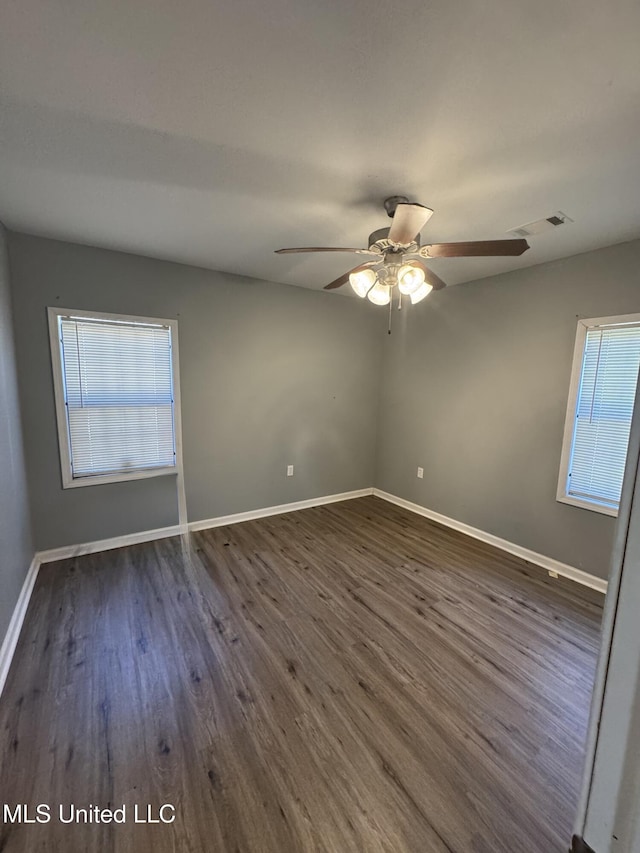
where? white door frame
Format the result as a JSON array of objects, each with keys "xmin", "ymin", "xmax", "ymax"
[{"xmin": 573, "ymin": 375, "xmax": 640, "ymax": 852}]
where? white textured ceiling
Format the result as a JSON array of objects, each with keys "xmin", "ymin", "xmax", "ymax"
[{"xmin": 1, "ymin": 0, "xmax": 640, "ymax": 291}]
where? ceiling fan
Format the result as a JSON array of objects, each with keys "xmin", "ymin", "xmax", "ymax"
[{"xmin": 275, "ymin": 196, "xmax": 530, "ymax": 313}]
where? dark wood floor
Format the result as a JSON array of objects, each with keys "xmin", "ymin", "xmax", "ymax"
[{"xmin": 0, "ymin": 496, "xmax": 603, "ymax": 852}]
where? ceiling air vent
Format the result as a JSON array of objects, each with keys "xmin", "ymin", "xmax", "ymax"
[{"xmin": 507, "ymin": 211, "xmax": 573, "ymax": 238}]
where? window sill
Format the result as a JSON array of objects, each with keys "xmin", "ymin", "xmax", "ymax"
[
  {"xmin": 62, "ymin": 466, "xmax": 178, "ymax": 489},
  {"xmin": 556, "ymin": 493, "xmax": 619, "ymax": 518}
]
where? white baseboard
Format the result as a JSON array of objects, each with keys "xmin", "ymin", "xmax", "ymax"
[
  {"xmin": 35, "ymin": 490, "xmax": 376, "ymax": 561},
  {"xmin": 0, "ymin": 490, "xmax": 372, "ymax": 696},
  {"xmin": 0, "ymin": 524, "xmax": 182, "ymax": 699},
  {"xmin": 373, "ymin": 489, "xmax": 608, "ymax": 595},
  {"xmin": 0, "ymin": 555, "xmax": 40, "ymax": 698},
  {"xmin": 1, "ymin": 487, "xmax": 605, "ymax": 700},
  {"xmin": 188, "ymin": 488, "xmax": 375, "ymax": 532},
  {"xmin": 37, "ymin": 524, "xmax": 183, "ymax": 565}
]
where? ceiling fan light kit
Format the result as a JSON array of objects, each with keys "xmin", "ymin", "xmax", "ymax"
[
  {"xmin": 397, "ymin": 263, "xmax": 426, "ymax": 295},
  {"xmin": 349, "ymin": 267, "xmax": 377, "ymax": 298},
  {"xmin": 275, "ymin": 196, "xmax": 530, "ymax": 331},
  {"xmin": 409, "ymin": 280, "xmax": 433, "ymax": 305},
  {"xmin": 349, "ymin": 260, "xmax": 431, "ymax": 306},
  {"xmin": 366, "ymin": 280, "xmax": 392, "ymax": 306}
]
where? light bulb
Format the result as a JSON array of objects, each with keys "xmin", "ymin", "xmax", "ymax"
[
  {"xmin": 349, "ymin": 267, "xmax": 376, "ymax": 298},
  {"xmin": 398, "ymin": 263, "xmax": 426, "ymax": 295},
  {"xmin": 367, "ymin": 281, "xmax": 391, "ymax": 305},
  {"xmin": 409, "ymin": 280, "xmax": 433, "ymax": 304}
]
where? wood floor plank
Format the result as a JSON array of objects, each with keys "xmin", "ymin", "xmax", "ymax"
[{"xmin": 0, "ymin": 496, "xmax": 602, "ymax": 852}]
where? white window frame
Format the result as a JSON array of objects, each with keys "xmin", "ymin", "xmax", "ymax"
[
  {"xmin": 557, "ymin": 313, "xmax": 640, "ymax": 517},
  {"xmin": 48, "ymin": 306, "xmax": 184, "ymax": 489}
]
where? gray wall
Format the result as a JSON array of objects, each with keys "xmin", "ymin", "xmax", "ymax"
[
  {"xmin": 8, "ymin": 233, "xmax": 383, "ymax": 550},
  {"xmin": 376, "ymin": 239, "xmax": 640, "ymax": 580},
  {"xmin": 8, "ymin": 231, "xmax": 639, "ymax": 579},
  {"xmin": 0, "ymin": 224, "xmax": 34, "ymax": 644}
]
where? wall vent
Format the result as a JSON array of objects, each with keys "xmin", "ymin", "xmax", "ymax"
[{"xmin": 508, "ymin": 211, "xmax": 573, "ymax": 238}]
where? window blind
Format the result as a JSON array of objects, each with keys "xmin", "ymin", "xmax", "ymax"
[
  {"xmin": 58, "ymin": 316, "xmax": 176, "ymax": 479},
  {"xmin": 568, "ymin": 324, "xmax": 640, "ymax": 509}
]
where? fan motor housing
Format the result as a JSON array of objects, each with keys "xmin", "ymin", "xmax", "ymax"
[{"xmin": 368, "ymin": 227, "xmax": 420, "ymax": 254}]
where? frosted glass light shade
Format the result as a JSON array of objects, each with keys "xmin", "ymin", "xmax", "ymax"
[
  {"xmin": 409, "ymin": 280, "xmax": 433, "ymax": 304},
  {"xmin": 398, "ymin": 264, "xmax": 425, "ymax": 295},
  {"xmin": 367, "ymin": 281, "xmax": 391, "ymax": 305},
  {"xmin": 349, "ymin": 267, "xmax": 376, "ymax": 298}
]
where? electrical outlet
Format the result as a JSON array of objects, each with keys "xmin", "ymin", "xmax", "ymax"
[
  {"xmin": 287, "ymin": 465, "xmax": 294, "ymax": 477},
  {"xmin": 417, "ymin": 467, "xmax": 424, "ymax": 479},
  {"xmin": 548, "ymin": 570, "xmax": 559, "ymax": 579}
]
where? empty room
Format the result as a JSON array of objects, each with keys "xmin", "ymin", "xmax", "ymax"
[{"xmin": 1, "ymin": 1, "xmax": 640, "ymax": 852}]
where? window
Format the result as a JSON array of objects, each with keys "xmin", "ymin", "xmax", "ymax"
[
  {"xmin": 557, "ymin": 314, "xmax": 640, "ymax": 516},
  {"xmin": 48, "ymin": 307, "xmax": 181, "ymax": 488}
]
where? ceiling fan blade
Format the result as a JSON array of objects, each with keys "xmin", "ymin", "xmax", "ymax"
[
  {"xmin": 388, "ymin": 203, "xmax": 434, "ymax": 244},
  {"xmin": 275, "ymin": 247, "xmax": 378, "ymax": 255},
  {"xmin": 418, "ymin": 239, "xmax": 530, "ymax": 258},
  {"xmin": 409, "ymin": 260, "xmax": 446, "ymax": 291},
  {"xmin": 324, "ymin": 262, "xmax": 378, "ymax": 290}
]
